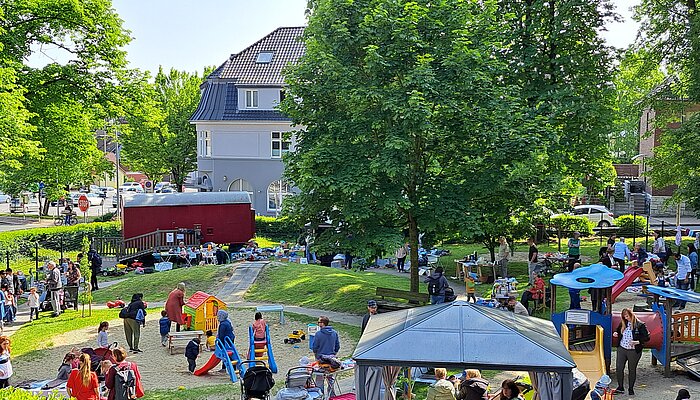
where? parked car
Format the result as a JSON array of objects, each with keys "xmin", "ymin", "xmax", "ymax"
[
  {"xmin": 561, "ymin": 205, "xmax": 615, "ymax": 227},
  {"xmin": 71, "ymin": 192, "xmax": 104, "ymax": 207},
  {"xmin": 0, "ymin": 192, "xmax": 10, "ymax": 203},
  {"xmin": 119, "ymin": 182, "xmax": 144, "ymax": 193}
]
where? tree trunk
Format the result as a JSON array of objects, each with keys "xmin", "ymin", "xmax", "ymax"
[{"xmin": 408, "ymin": 212, "xmax": 419, "ymax": 293}]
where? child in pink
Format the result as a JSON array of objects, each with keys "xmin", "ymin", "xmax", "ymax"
[{"xmin": 252, "ymin": 312, "xmax": 267, "ymax": 341}]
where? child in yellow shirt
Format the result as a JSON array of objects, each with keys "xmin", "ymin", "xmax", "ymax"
[
  {"xmin": 466, "ymin": 275, "xmax": 476, "ymax": 303},
  {"xmin": 205, "ymin": 330, "xmax": 216, "ymax": 351}
]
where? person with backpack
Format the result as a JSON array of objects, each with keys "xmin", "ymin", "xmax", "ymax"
[
  {"xmin": 456, "ymin": 369, "xmax": 489, "ymax": 400},
  {"xmin": 105, "ymin": 347, "xmax": 144, "ymax": 400},
  {"xmin": 46, "ymin": 261, "xmax": 63, "ymax": 317},
  {"xmin": 120, "ymin": 294, "xmax": 147, "ymax": 353},
  {"xmin": 424, "ymin": 266, "xmax": 450, "ymax": 304},
  {"xmin": 87, "ymin": 249, "xmax": 102, "ymax": 291}
]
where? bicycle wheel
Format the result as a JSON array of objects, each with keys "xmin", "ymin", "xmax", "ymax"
[
  {"xmin": 54, "ymin": 217, "xmax": 64, "ymax": 226},
  {"xmin": 69, "ymin": 216, "xmax": 78, "ymax": 225}
]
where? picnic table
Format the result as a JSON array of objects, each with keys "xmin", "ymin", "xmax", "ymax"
[{"xmin": 168, "ymin": 330, "xmax": 205, "ymax": 355}]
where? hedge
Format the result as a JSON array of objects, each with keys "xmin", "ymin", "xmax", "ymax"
[
  {"xmin": 255, "ymin": 216, "xmax": 300, "ymax": 241},
  {"xmin": 614, "ymin": 214, "xmax": 648, "ymax": 237},
  {"xmin": 0, "ymin": 221, "xmax": 121, "ymax": 257},
  {"xmin": 549, "ymin": 215, "xmax": 594, "ymax": 236}
]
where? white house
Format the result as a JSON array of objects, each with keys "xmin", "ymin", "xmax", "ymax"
[{"xmin": 190, "ymin": 27, "xmax": 305, "ymax": 215}]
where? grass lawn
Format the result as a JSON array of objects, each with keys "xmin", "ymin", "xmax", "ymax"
[
  {"xmin": 141, "ymin": 384, "xmax": 238, "ymax": 400},
  {"xmin": 246, "ymin": 263, "xmax": 428, "ymax": 314},
  {"xmin": 91, "ymin": 264, "xmax": 233, "ymax": 304},
  {"xmin": 10, "ymin": 308, "xmax": 123, "ymax": 358}
]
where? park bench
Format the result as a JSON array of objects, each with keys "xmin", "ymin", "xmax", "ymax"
[
  {"xmin": 168, "ymin": 330, "xmax": 205, "ymax": 355},
  {"xmin": 375, "ymin": 287, "xmax": 430, "ymax": 312}
]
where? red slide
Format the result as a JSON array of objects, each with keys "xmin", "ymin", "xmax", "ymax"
[
  {"xmin": 612, "ymin": 311, "xmax": 663, "ymax": 350},
  {"xmin": 610, "ymin": 267, "xmax": 643, "ymax": 303},
  {"xmin": 193, "ymin": 353, "xmax": 221, "ymax": 376}
]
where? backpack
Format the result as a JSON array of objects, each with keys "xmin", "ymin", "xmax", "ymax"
[
  {"xmin": 92, "ymin": 253, "xmax": 103, "ymax": 268},
  {"xmin": 135, "ymin": 309, "xmax": 145, "ymax": 326},
  {"xmin": 427, "ymin": 279, "xmax": 440, "ymax": 295},
  {"xmin": 444, "ymin": 286, "xmax": 456, "ymax": 302},
  {"xmin": 112, "ymin": 363, "xmax": 137, "ymax": 400}
]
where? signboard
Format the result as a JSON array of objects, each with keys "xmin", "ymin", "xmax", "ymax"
[
  {"xmin": 77, "ymin": 195, "xmax": 90, "ymax": 213},
  {"xmin": 144, "ymin": 180, "xmax": 153, "ymax": 190},
  {"xmin": 565, "ymin": 309, "xmax": 590, "ymax": 325},
  {"xmin": 166, "ymin": 232, "xmax": 175, "ymax": 243}
]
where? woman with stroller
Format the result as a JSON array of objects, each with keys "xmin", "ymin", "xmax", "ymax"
[{"xmin": 66, "ymin": 353, "xmax": 99, "ymax": 400}]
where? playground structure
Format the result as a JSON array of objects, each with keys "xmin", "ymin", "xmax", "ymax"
[
  {"xmin": 610, "ymin": 261, "xmax": 656, "ymax": 303},
  {"xmin": 194, "ymin": 337, "xmax": 245, "ymax": 382},
  {"xmin": 248, "ymin": 324, "xmax": 278, "ymax": 373},
  {"xmin": 551, "ymin": 263, "xmax": 700, "ymax": 382},
  {"xmin": 183, "ymin": 291, "xmax": 226, "ymax": 332}
]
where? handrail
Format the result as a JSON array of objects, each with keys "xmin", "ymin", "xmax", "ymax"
[
  {"xmin": 92, "ymin": 229, "xmax": 200, "ymax": 262},
  {"xmin": 671, "ymin": 312, "xmax": 700, "ymax": 343}
]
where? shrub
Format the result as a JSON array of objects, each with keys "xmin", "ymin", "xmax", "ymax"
[
  {"xmin": 93, "ymin": 212, "xmax": 115, "ymax": 222},
  {"xmin": 0, "ymin": 222, "xmax": 121, "ymax": 257},
  {"xmin": 614, "ymin": 214, "xmax": 647, "ymax": 237},
  {"xmin": 549, "ymin": 215, "xmax": 594, "ymax": 236},
  {"xmin": 0, "ymin": 388, "xmax": 65, "ymax": 399},
  {"xmin": 255, "ymin": 216, "xmax": 300, "ymax": 241}
]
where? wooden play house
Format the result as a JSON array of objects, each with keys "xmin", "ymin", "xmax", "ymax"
[{"xmin": 183, "ymin": 291, "xmax": 227, "ymax": 332}]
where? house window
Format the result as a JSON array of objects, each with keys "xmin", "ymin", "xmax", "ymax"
[
  {"xmin": 279, "ymin": 89, "xmax": 286, "ymax": 104},
  {"xmin": 245, "ymin": 90, "xmax": 258, "ymax": 108},
  {"xmin": 267, "ymin": 180, "xmax": 291, "ymax": 212},
  {"xmin": 271, "ymin": 132, "xmax": 290, "ymax": 158},
  {"xmin": 228, "ymin": 179, "xmax": 254, "ymax": 203},
  {"xmin": 198, "ymin": 131, "xmax": 211, "ymax": 157},
  {"xmin": 256, "ymin": 51, "xmax": 274, "ymax": 64}
]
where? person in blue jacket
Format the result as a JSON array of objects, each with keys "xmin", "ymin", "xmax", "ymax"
[
  {"xmin": 312, "ymin": 316, "xmax": 340, "ymax": 397},
  {"xmin": 216, "ymin": 310, "xmax": 234, "ymax": 371}
]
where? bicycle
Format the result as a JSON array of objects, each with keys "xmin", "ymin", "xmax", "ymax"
[{"xmin": 54, "ymin": 215, "xmax": 78, "ymax": 226}]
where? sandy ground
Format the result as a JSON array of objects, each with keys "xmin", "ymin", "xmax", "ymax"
[{"xmin": 12, "ymin": 308, "xmax": 357, "ymax": 391}]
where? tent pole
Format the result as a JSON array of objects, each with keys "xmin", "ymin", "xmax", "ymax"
[{"xmin": 358, "ymin": 365, "xmax": 367, "ymax": 400}]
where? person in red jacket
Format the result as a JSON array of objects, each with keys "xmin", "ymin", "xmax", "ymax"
[
  {"xmin": 105, "ymin": 348, "xmax": 144, "ymax": 400},
  {"xmin": 165, "ymin": 283, "xmax": 186, "ymax": 332}
]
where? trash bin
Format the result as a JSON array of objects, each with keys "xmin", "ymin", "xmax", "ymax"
[{"xmin": 308, "ymin": 323, "xmax": 318, "ymax": 351}]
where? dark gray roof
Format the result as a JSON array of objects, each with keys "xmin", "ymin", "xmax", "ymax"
[
  {"xmin": 353, "ymin": 300, "xmax": 575, "ymax": 372},
  {"xmin": 214, "ymin": 26, "xmax": 305, "ymax": 85},
  {"xmin": 124, "ymin": 192, "xmax": 251, "ymax": 208},
  {"xmin": 190, "ymin": 81, "xmax": 293, "ymax": 122}
]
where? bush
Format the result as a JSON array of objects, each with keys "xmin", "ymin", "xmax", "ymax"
[
  {"xmin": 0, "ymin": 388, "xmax": 65, "ymax": 399},
  {"xmin": 0, "ymin": 222, "xmax": 121, "ymax": 257},
  {"xmin": 614, "ymin": 214, "xmax": 647, "ymax": 237},
  {"xmin": 93, "ymin": 212, "xmax": 115, "ymax": 222},
  {"xmin": 255, "ymin": 216, "xmax": 300, "ymax": 241},
  {"xmin": 549, "ymin": 215, "xmax": 594, "ymax": 236}
]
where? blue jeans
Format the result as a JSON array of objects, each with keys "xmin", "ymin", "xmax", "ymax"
[
  {"xmin": 430, "ymin": 295, "xmax": 445, "ymax": 305},
  {"xmin": 569, "ymin": 289, "xmax": 581, "ymax": 310},
  {"xmin": 675, "ymin": 281, "xmax": 690, "ymax": 309}
]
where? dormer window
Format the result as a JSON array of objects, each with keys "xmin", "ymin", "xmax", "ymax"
[
  {"xmin": 245, "ymin": 90, "xmax": 258, "ymax": 108},
  {"xmin": 256, "ymin": 51, "xmax": 274, "ymax": 64}
]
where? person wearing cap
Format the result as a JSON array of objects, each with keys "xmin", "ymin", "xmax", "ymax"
[{"xmin": 361, "ymin": 300, "xmax": 378, "ymax": 334}]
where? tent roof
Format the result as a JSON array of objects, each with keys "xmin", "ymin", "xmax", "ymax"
[
  {"xmin": 352, "ymin": 301, "xmax": 575, "ymax": 372},
  {"xmin": 124, "ymin": 191, "xmax": 251, "ymax": 208}
]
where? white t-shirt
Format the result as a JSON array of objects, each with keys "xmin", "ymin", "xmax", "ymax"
[{"xmin": 0, "ymin": 352, "xmax": 12, "ymax": 380}]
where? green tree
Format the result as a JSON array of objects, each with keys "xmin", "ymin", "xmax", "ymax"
[
  {"xmin": 283, "ymin": 0, "xmax": 552, "ymax": 291},
  {"xmin": 120, "ymin": 68, "xmax": 204, "ymax": 190}
]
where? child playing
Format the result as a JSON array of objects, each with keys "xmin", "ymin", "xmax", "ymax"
[
  {"xmin": 185, "ymin": 337, "xmax": 200, "ymax": 373},
  {"xmin": 465, "ymin": 275, "xmax": 476, "ymax": 303},
  {"xmin": 205, "ymin": 330, "xmax": 216, "ymax": 351},
  {"xmin": 252, "ymin": 312, "xmax": 267, "ymax": 341},
  {"xmin": 57, "ymin": 353, "xmax": 76, "ymax": 380},
  {"xmin": 1, "ymin": 285, "xmax": 13, "ymax": 323},
  {"xmin": 159, "ymin": 310, "xmax": 171, "ymax": 347},
  {"xmin": 97, "ymin": 321, "xmax": 109, "ymax": 348},
  {"xmin": 28, "ymin": 287, "xmax": 40, "ymax": 321}
]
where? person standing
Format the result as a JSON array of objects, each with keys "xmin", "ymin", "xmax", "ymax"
[
  {"xmin": 567, "ymin": 232, "xmax": 581, "ymax": 272},
  {"xmin": 607, "ymin": 234, "xmax": 617, "ymax": 250},
  {"xmin": 185, "ymin": 337, "xmax": 200, "ymax": 374},
  {"xmin": 105, "ymin": 348, "xmax": 144, "ymax": 400},
  {"xmin": 612, "ymin": 237, "xmax": 631, "ymax": 273},
  {"xmin": 165, "ymin": 283, "xmax": 186, "ymax": 332},
  {"xmin": 688, "ymin": 243, "xmax": 698, "ymax": 290},
  {"xmin": 613, "ymin": 308, "xmax": 649, "ymax": 396},
  {"xmin": 27, "ymin": 287, "xmax": 40, "ymax": 321},
  {"xmin": 46, "ymin": 261, "xmax": 63, "ymax": 317},
  {"xmin": 312, "ymin": 316, "xmax": 340, "ymax": 397},
  {"xmin": 652, "ymin": 231, "xmax": 667, "ymax": 262},
  {"xmin": 527, "ymin": 238, "xmax": 538, "ymax": 285},
  {"xmin": 120, "ymin": 293, "xmax": 146, "ymax": 353},
  {"xmin": 674, "ymin": 252, "xmax": 692, "ymax": 310},
  {"xmin": 87, "ymin": 249, "xmax": 102, "ymax": 291},
  {"xmin": 0, "ymin": 336, "xmax": 12, "ymax": 388},
  {"xmin": 66, "ymin": 353, "xmax": 100, "ymax": 400},
  {"xmin": 425, "ymin": 267, "xmax": 449, "ymax": 304},
  {"xmin": 361, "ymin": 300, "xmax": 378, "ymax": 334},
  {"xmin": 395, "ymin": 243, "xmax": 408, "ymax": 272},
  {"xmin": 497, "ymin": 237, "xmax": 510, "ymax": 278}
]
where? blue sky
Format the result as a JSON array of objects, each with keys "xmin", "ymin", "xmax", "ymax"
[{"xmin": 29, "ymin": 0, "xmax": 639, "ymax": 74}]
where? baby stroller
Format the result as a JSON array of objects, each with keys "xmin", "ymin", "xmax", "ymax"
[
  {"xmin": 81, "ymin": 342, "xmax": 118, "ymax": 373},
  {"xmin": 277, "ymin": 366, "xmax": 319, "ymax": 400},
  {"xmin": 240, "ymin": 360, "xmax": 275, "ymax": 400}
]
